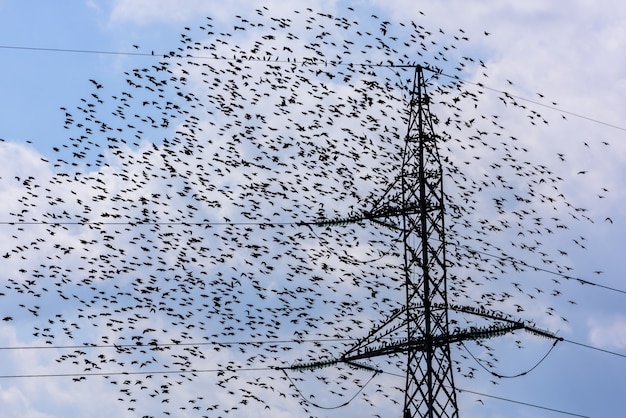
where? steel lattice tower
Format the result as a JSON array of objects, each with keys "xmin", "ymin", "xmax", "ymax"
[
  {"xmin": 291, "ymin": 65, "xmax": 561, "ymax": 417},
  {"xmin": 394, "ymin": 65, "xmax": 457, "ymax": 418},
  {"xmin": 353, "ymin": 65, "xmax": 458, "ymax": 418},
  {"xmin": 304, "ymin": 65, "xmax": 457, "ymax": 417}
]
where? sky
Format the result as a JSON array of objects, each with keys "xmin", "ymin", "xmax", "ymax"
[{"xmin": 0, "ymin": 1, "xmax": 625, "ymax": 417}]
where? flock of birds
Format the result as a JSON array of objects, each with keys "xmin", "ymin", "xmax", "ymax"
[{"xmin": 0, "ymin": 6, "xmax": 607, "ymax": 417}]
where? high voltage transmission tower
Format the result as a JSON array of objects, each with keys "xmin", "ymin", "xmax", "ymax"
[{"xmin": 289, "ymin": 65, "xmax": 561, "ymax": 417}]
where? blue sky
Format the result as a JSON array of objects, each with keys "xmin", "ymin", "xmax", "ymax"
[{"xmin": 1, "ymin": 1, "xmax": 625, "ymax": 417}]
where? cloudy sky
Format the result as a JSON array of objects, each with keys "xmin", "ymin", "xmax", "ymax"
[{"xmin": 1, "ymin": 1, "xmax": 625, "ymax": 417}]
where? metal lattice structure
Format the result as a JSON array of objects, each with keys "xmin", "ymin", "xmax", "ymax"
[
  {"xmin": 304, "ymin": 64, "xmax": 457, "ymax": 417},
  {"xmin": 397, "ymin": 65, "xmax": 457, "ymax": 418},
  {"xmin": 293, "ymin": 65, "xmax": 562, "ymax": 417},
  {"xmin": 355, "ymin": 65, "xmax": 458, "ymax": 418}
]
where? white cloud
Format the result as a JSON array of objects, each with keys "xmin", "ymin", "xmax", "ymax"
[
  {"xmin": 2, "ymin": 1, "xmax": 626, "ymax": 417},
  {"xmin": 109, "ymin": 0, "xmax": 217, "ymax": 24},
  {"xmin": 0, "ymin": 381, "xmax": 52, "ymax": 418},
  {"xmin": 588, "ymin": 316, "xmax": 626, "ymax": 350},
  {"xmin": 109, "ymin": 0, "xmax": 341, "ymax": 25}
]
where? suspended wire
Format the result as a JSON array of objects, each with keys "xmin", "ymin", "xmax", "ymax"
[
  {"xmin": 376, "ymin": 367, "xmax": 592, "ymax": 417},
  {"xmin": 377, "ymin": 367, "xmax": 590, "ymax": 417},
  {"xmin": 563, "ymin": 338, "xmax": 626, "ymax": 359},
  {"xmin": 0, "ymin": 42, "xmax": 621, "ymax": 292},
  {"xmin": 0, "ymin": 356, "xmax": 591, "ymax": 418},
  {"xmin": 460, "ymin": 339, "xmax": 560, "ymax": 379},
  {"xmin": 0, "ymin": 337, "xmax": 356, "ymax": 351},
  {"xmin": 455, "ymin": 386, "xmax": 591, "ymax": 418},
  {"xmin": 0, "ymin": 44, "xmax": 155, "ymax": 57},
  {"xmin": 0, "ymin": 361, "xmax": 590, "ymax": 417},
  {"xmin": 450, "ymin": 241, "xmax": 626, "ymax": 295},
  {"xmin": 281, "ymin": 367, "xmax": 379, "ymax": 410},
  {"xmin": 2, "ymin": 217, "xmax": 622, "ymax": 296},
  {"xmin": 305, "ymin": 221, "xmax": 403, "ymax": 265},
  {"xmin": 0, "ymin": 365, "xmax": 276, "ymax": 380},
  {"xmin": 437, "ymin": 70, "xmax": 626, "ymax": 132},
  {"xmin": 0, "ymin": 334, "xmax": 623, "ymax": 360},
  {"xmin": 0, "ymin": 220, "xmax": 300, "ymax": 226},
  {"xmin": 0, "ymin": 44, "xmax": 624, "ymax": 132}
]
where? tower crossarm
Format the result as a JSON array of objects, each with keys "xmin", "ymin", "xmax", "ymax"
[
  {"xmin": 310, "ymin": 202, "xmax": 422, "ymax": 230},
  {"xmin": 443, "ymin": 303, "xmax": 563, "ymax": 341},
  {"xmin": 339, "ymin": 322, "xmax": 526, "ymax": 362}
]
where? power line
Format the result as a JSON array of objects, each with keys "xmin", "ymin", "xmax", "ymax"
[
  {"xmin": 451, "ymin": 242, "xmax": 626, "ymax": 295},
  {"xmin": 0, "ymin": 337, "xmax": 354, "ymax": 351},
  {"xmin": 1, "ymin": 44, "xmax": 625, "ymax": 132},
  {"xmin": 0, "ymin": 335, "xmax": 623, "ymax": 361},
  {"xmin": 1, "ymin": 223, "xmax": 623, "ymax": 299},
  {"xmin": 461, "ymin": 339, "xmax": 560, "ymax": 379},
  {"xmin": 0, "ymin": 220, "xmax": 296, "ymax": 226},
  {"xmin": 0, "ymin": 44, "xmax": 155, "ymax": 57},
  {"xmin": 455, "ymin": 387, "xmax": 590, "ymax": 418},
  {"xmin": 0, "ymin": 362, "xmax": 591, "ymax": 417},
  {"xmin": 381, "ymin": 367, "xmax": 592, "ymax": 417},
  {"xmin": 3, "ymin": 218, "xmax": 623, "ymax": 296},
  {"xmin": 563, "ymin": 338, "xmax": 626, "ymax": 359},
  {"xmin": 0, "ymin": 365, "xmax": 275, "ymax": 379},
  {"xmin": 282, "ymin": 367, "xmax": 379, "ymax": 410},
  {"xmin": 438, "ymin": 70, "xmax": 626, "ymax": 132}
]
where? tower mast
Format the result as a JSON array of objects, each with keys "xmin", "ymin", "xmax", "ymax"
[
  {"xmin": 384, "ymin": 65, "xmax": 458, "ymax": 417},
  {"xmin": 292, "ymin": 65, "xmax": 561, "ymax": 417}
]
